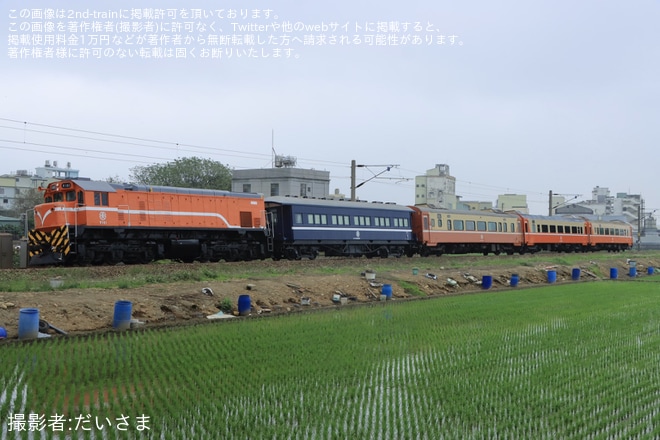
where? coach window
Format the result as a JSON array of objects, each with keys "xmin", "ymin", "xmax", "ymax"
[
  {"xmin": 503, "ymin": 223, "xmax": 508, "ymax": 232},
  {"xmin": 454, "ymin": 220, "xmax": 464, "ymax": 231},
  {"xmin": 447, "ymin": 220, "xmax": 452, "ymax": 231},
  {"xmin": 557, "ymin": 226, "xmax": 564, "ymax": 233},
  {"xmin": 430, "ymin": 218, "xmax": 435, "ymax": 227},
  {"xmin": 294, "ymin": 213, "xmax": 303, "ymax": 224},
  {"xmin": 550, "ymin": 225, "xmax": 556, "ymax": 233},
  {"xmin": 487, "ymin": 222, "xmax": 497, "ymax": 232},
  {"xmin": 541, "ymin": 225, "xmax": 549, "ymax": 233},
  {"xmin": 477, "ymin": 221, "xmax": 486, "ymax": 231}
]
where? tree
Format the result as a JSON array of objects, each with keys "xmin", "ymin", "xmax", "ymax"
[{"xmin": 129, "ymin": 157, "xmax": 233, "ymax": 190}]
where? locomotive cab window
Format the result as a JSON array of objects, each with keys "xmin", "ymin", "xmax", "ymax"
[
  {"xmin": 94, "ymin": 192, "xmax": 109, "ymax": 206},
  {"xmin": 53, "ymin": 192, "xmax": 63, "ymax": 202},
  {"xmin": 66, "ymin": 191, "xmax": 76, "ymax": 202}
]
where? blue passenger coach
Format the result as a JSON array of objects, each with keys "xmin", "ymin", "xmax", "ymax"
[{"xmin": 265, "ymin": 197, "xmax": 416, "ymax": 260}]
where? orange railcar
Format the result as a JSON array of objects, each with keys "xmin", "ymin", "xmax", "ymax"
[
  {"xmin": 516, "ymin": 214, "xmax": 590, "ymax": 253},
  {"xmin": 29, "ymin": 180, "xmax": 267, "ymax": 265}
]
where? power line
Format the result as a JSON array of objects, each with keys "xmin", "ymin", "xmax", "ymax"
[{"xmin": 0, "ymin": 117, "xmax": 349, "ymax": 168}]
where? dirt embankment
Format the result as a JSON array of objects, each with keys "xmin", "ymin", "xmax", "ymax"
[{"xmin": 0, "ymin": 254, "xmax": 657, "ymax": 340}]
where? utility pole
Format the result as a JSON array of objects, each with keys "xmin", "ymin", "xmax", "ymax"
[
  {"xmin": 350, "ymin": 160, "xmax": 356, "ymax": 201},
  {"xmin": 350, "ymin": 160, "xmax": 398, "ymax": 201},
  {"xmin": 549, "ymin": 191, "xmax": 581, "ymax": 215}
]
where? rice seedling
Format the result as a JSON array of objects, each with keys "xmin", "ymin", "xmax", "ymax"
[{"xmin": 2, "ymin": 281, "xmax": 660, "ymax": 438}]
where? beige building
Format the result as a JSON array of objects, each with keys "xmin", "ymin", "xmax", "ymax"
[
  {"xmin": 496, "ymin": 194, "xmax": 529, "ymax": 213},
  {"xmin": 414, "ymin": 164, "xmax": 458, "ymax": 208}
]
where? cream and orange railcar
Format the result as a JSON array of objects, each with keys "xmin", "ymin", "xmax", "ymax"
[
  {"xmin": 29, "ymin": 180, "xmax": 268, "ymax": 265},
  {"xmin": 410, "ymin": 206, "xmax": 523, "ymax": 256},
  {"xmin": 586, "ymin": 219, "xmax": 633, "ymax": 251}
]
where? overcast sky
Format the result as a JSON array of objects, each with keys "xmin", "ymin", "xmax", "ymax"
[{"xmin": 2, "ymin": 0, "xmax": 658, "ymax": 216}]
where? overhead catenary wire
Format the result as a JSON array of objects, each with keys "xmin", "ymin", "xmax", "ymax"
[{"xmin": 2, "ymin": 117, "xmax": 559, "ymax": 204}]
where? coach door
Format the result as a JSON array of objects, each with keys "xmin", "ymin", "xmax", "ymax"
[{"xmin": 422, "ymin": 212, "xmax": 432, "ymax": 244}]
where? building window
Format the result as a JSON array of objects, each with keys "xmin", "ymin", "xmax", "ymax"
[
  {"xmin": 270, "ymin": 183, "xmax": 279, "ymax": 196},
  {"xmin": 300, "ymin": 184, "xmax": 307, "ymax": 197},
  {"xmin": 243, "ymin": 184, "xmax": 252, "ymax": 192}
]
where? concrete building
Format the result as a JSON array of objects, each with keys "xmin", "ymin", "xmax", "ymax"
[
  {"xmin": 231, "ymin": 157, "xmax": 330, "ymax": 198},
  {"xmin": 414, "ymin": 164, "xmax": 459, "ymax": 208},
  {"xmin": 496, "ymin": 194, "xmax": 529, "ymax": 214},
  {"xmin": 0, "ymin": 161, "xmax": 79, "ymax": 211},
  {"xmin": 461, "ymin": 200, "xmax": 493, "ymax": 211},
  {"xmin": 35, "ymin": 160, "xmax": 80, "ymax": 180},
  {"xmin": 556, "ymin": 186, "xmax": 642, "ymax": 228}
]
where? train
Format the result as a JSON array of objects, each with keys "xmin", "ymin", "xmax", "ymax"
[{"xmin": 27, "ymin": 179, "xmax": 633, "ymax": 266}]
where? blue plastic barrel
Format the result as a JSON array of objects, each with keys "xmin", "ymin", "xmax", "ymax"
[
  {"xmin": 0, "ymin": 326, "xmax": 6, "ymax": 339},
  {"xmin": 238, "ymin": 295, "xmax": 251, "ymax": 316},
  {"xmin": 510, "ymin": 274, "xmax": 519, "ymax": 287},
  {"xmin": 610, "ymin": 268, "xmax": 618, "ymax": 279},
  {"xmin": 18, "ymin": 308, "xmax": 39, "ymax": 340},
  {"xmin": 629, "ymin": 267, "xmax": 637, "ymax": 277},
  {"xmin": 113, "ymin": 300, "xmax": 133, "ymax": 330},
  {"xmin": 571, "ymin": 268, "xmax": 581, "ymax": 281},
  {"xmin": 381, "ymin": 284, "xmax": 393, "ymax": 299},
  {"xmin": 648, "ymin": 267, "xmax": 654, "ymax": 275},
  {"xmin": 547, "ymin": 270, "xmax": 557, "ymax": 284},
  {"xmin": 482, "ymin": 275, "xmax": 493, "ymax": 290}
]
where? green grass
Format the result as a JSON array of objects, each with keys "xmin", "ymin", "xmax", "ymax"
[
  {"xmin": 3, "ymin": 279, "xmax": 660, "ymax": 438},
  {"xmin": 398, "ymin": 280, "xmax": 426, "ymax": 296}
]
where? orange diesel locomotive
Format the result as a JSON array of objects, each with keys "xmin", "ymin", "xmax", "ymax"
[{"xmin": 28, "ymin": 179, "xmax": 268, "ymax": 265}]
